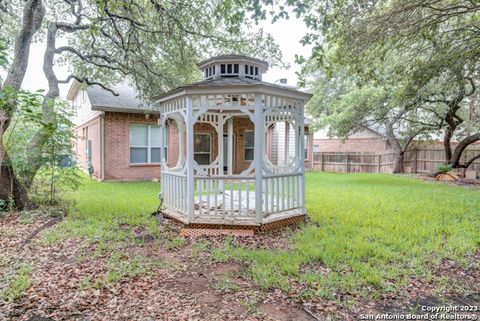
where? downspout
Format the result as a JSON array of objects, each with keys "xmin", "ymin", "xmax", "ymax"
[{"xmin": 100, "ymin": 112, "xmax": 105, "ymax": 180}]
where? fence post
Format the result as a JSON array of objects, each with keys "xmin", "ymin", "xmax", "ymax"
[
  {"xmin": 413, "ymin": 149, "xmax": 418, "ymax": 173},
  {"xmin": 346, "ymin": 154, "xmax": 349, "ymax": 173},
  {"xmin": 321, "ymin": 153, "xmax": 324, "ymax": 171},
  {"xmin": 377, "ymin": 154, "xmax": 381, "ymax": 173}
]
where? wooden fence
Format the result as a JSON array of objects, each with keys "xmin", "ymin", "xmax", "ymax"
[{"xmin": 311, "ymin": 149, "xmax": 480, "ymax": 176}]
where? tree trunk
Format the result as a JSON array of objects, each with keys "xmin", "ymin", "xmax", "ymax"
[
  {"xmin": 0, "ymin": 153, "xmax": 29, "ymax": 208},
  {"xmin": 449, "ymin": 132, "xmax": 480, "ymax": 168},
  {"xmin": 443, "ymin": 126, "xmax": 454, "ymax": 163},
  {"xmin": 384, "ymin": 122, "xmax": 403, "ymax": 173},
  {"xmin": 392, "ymin": 150, "xmax": 404, "ymax": 174},
  {"xmin": 22, "ymin": 22, "xmax": 59, "ymax": 187},
  {"xmin": 0, "ymin": 0, "xmax": 45, "ymax": 209}
]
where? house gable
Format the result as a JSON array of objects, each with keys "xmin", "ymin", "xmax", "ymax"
[{"xmin": 67, "ymin": 80, "xmax": 101, "ymax": 127}]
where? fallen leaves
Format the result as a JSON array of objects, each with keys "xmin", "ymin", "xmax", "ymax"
[{"xmin": 0, "ymin": 212, "xmax": 479, "ymax": 321}]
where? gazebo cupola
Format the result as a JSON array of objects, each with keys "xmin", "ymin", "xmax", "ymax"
[
  {"xmin": 154, "ymin": 54, "xmax": 312, "ymax": 231},
  {"xmin": 198, "ymin": 55, "xmax": 268, "ymax": 80}
]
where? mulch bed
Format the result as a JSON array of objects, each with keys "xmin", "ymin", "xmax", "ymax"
[
  {"xmin": 1, "ymin": 212, "xmax": 479, "ymax": 321},
  {"xmin": 417, "ymin": 174, "xmax": 480, "ymax": 189}
]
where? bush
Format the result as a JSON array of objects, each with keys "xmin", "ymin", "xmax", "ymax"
[
  {"xmin": 437, "ymin": 164, "xmax": 453, "ymax": 174},
  {"xmin": 4, "ymin": 93, "xmax": 82, "ymax": 206}
]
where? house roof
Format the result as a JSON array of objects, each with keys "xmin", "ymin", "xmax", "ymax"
[
  {"xmin": 152, "ymin": 77, "xmax": 312, "ymax": 102},
  {"xmin": 86, "ymin": 82, "xmax": 153, "ymax": 113},
  {"xmin": 66, "ymin": 80, "xmax": 154, "ymax": 114},
  {"xmin": 366, "ymin": 124, "xmax": 387, "ymax": 136}
]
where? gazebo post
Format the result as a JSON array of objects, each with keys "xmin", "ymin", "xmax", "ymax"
[
  {"xmin": 284, "ymin": 121, "xmax": 290, "ymax": 165},
  {"xmin": 185, "ymin": 96, "xmax": 195, "ymax": 223},
  {"xmin": 299, "ymin": 115, "xmax": 306, "ymax": 212},
  {"xmin": 253, "ymin": 93, "xmax": 264, "ymax": 223},
  {"xmin": 159, "ymin": 116, "xmax": 165, "ymax": 200},
  {"xmin": 227, "ymin": 117, "xmax": 233, "ymax": 175}
]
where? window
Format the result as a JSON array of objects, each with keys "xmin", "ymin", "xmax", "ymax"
[
  {"xmin": 245, "ymin": 131, "xmax": 254, "ymax": 161},
  {"xmin": 304, "ymin": 134, "xmax": 309, "ymax": 160},
  {"xmin": 194, "ymin": 133, "xmax": 211, "ymax": 165},
  {"xmin": 219, "ymin": 63, "xmax": 239, "ymax": 77},
  {"xmin": 313, "ymin": 144, "xmax": 320, "ymax": 153},
  {"xmin": 245, "ymin": 64, "xmax": 259, "ymax": 79},
  {"xmin": 129, "ymin": 124, "xmax": 161, "ymax": 164}
]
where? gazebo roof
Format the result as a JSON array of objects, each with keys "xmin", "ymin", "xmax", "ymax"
[{"xmin": 153, "ymin": 76, "xmax": 312, "ymax": 103}]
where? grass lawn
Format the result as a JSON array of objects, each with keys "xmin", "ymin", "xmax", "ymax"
[{"xmin": 47, "ymin": 172, "xmax": 480, "ymax": 298}]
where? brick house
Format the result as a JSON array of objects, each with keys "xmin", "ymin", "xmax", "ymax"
[
  {"xmin": 313, "ymin": 126, "xmax": 391, "ymax": 153},
  {"xmin": 68, "ymin": 80, "xmax": 313, "ymax": 181}
]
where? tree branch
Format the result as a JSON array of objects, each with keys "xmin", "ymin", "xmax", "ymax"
[
  {"xmin": 58, "ymin": 75, "xmax": 119, "ymax": 96},
  {"xmin": 461, "ymin": 153, "xmax": 480, "ymax": 169}
]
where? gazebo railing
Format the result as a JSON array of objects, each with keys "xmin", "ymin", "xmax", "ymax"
[
  {"xmin": 162, "ymin": 171, "xmax": 304, "ymax": 224},
  {"xmin": 263, "ymin": 172, "xmax": 303, "ymax": 216},
  {"xmin": 196, "ymin": 164, "xmax": 223, "ymax": 176},
  {"xmin": 162, "ymin": 172, "xmax": 188, "ymax": 214}
]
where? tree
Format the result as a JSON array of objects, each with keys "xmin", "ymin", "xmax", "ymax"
[
  {"xmin": 0, "ymin": 0, "xmax": 281, "ymax": 209},
  {"xmin": 279, "ymin": 0, "xmax": 480, "ymax": 171},
  {"xmin": 304, "ymin": 69, "xmax": 435, "ymax": 173},
  {"xmin": 0, "ymin": 0, "xmax": 44, "ymax": 209}
]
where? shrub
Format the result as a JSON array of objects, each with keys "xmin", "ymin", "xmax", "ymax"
[{"xmin": 437, "ymin": 164, "xmax": 453, "ymax": 174}]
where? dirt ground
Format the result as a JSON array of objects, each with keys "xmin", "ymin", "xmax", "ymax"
[{"xmin": 1, "ymin": 213, "xmax": 479, "ymax": 321}]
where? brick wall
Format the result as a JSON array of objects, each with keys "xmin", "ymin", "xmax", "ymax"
[
  {"xmin": 314, "ymin": 137, "xmax": 390, "ymax": 153},
  {"xmin": 104, "ymin": 112, "xmax": 160, "ymax": 181}
]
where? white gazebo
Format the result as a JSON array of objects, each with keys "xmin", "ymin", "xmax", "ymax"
[{"xmin": 154, "ymin": 54, "xmax": 311, "ymax": 230}]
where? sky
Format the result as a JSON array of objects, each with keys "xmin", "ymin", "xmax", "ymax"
[{"xmin": 11, "ymin": 13, "xmax": 312, "ymax": 98}]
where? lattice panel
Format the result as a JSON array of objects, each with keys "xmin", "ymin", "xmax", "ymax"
[
  {"xmin": 192, "ymin": 94, "xmax": 255, "ymax": 109},
  {"xmin": 160, "ymin": 97, "xmax": 186, "ymax": 114},
  {"xmin": 180, "ymin": 228, "xmax": 255, "ymax": 237}
]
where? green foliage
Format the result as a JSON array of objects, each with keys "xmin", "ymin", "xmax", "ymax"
[
  {"xmin": 210, "ymin": 276, "xmax": 241, "ymax": 293},
  {"xmin": 0, "ymin": 38, "xmax": 8, "ymax": 66},
  {"xmin": 0, "ymin": 263, "xmax": 32, "ymax": 302},
  {"xmin": 5, "ymin": 96, "xmax": 81, "ymax": 204},
  {"xmin": 279, "ymin": 0, "xmax": 479, "ymax": 152},
  {"xmin": 79, "ymin": 252, "xmax": 174, "ymax": 289},
  {"xmin": 11, "ymin": 0, "xmax": 284, "ymax": 99},
  {"xmin": 165, "ymin": 237, "xmax": 186, "ymax": 250},
  {"xmin": 43, "ymin": 174, "xmax": 162, "ymax": 244},
  {"xmin": 437, "ymin": 164, "xmax": 453, "ymax": 174},
  {"xmin": 30, "ymin": 167, "xmax": 82, "ymax": 205}
]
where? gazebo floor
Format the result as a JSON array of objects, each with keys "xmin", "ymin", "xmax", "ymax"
[{"xmin": 162, "ymin": 190, "xmax": 307, "ymax": 234}]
